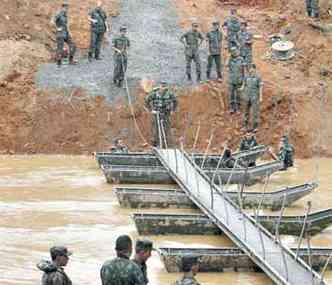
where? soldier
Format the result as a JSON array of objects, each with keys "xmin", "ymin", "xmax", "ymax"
[
  {"xmin": 227, "ymin": 47, "xmax": 245, "ymax": 114},
  {"xmin": 238, "ymin": 22, "xmax": 253, "ymax": 71},
  {"xmin": 239, "ymin": 130, "xmax": 259, "ymax": 167},
  {"xmin": 132, "ymin": 239, "xmax": 154, "ymax": 285},
  {"xmin": 180, "ymin": 22, "xmax": 204, "ymax": 82},
  {"xmin": 206, "ymin": 20, "xmax": 223, "ymax": 80},
  {"xmin": 223, "ymin": 9, "xmax": 241, "ymax": 52},
  {"xmin": 144, "ymin": 81, "xmax": 177, "ymax": 148},
  {"xmin": 111, "ymin": 138, "xmax": 129, "ymax": 153},
  {"xmin": 278, "ymin": 135, "xmax": 295, "ymax": 170},
  {"xmin": 306, "ymin": 0, "xmax": 320, "ymax": 18},
  {"xmin": 53, "ymin": 2, "xmax": 77, "ymax": 67},
  {"xmin": 37, "ymin": 246, "xmax": 72, "ymax": 285},
  {"xmin": 174, "ymin": 256, "xmax": 201, "ymax": 285},
  {"xmin": 112, "ymin": 26, "xmax": 130, "ymax": 87},
  {"xmin": 242, "ymin": 64, "xmax": 263, "ymax": 130},
  {"xmin": 88, "ymin": 0, "xmax": 108, "ymax": 61},
  {"xmin": 100, "ymin": 235, "xmax": 145, "ymax": 285}
]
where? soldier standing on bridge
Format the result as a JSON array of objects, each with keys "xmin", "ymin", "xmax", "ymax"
[
  {"xmin": 223, "ymin": 9, "xmax": 241, "ymax": 52},
  {"xmin": 180, "ymin": 22, "xmax": 204, "ymax": 82},
  {"xmin": 144, "ymin": 81, "xmax": 177, "ymax": 148},
  {"xmin": 206, "ymin": 20, "xmax": 223, "ymax": 80},
  {"xmin": 242, "ymin": 64, "xmax": 263, "ymax": 130},
  {"xmin": 88, "ymin": 0, "xmax": 108, "ymax": 61},
  {"xmin": 227, "ymin": 47, "xmax": 245, "ymax": 114},
  {"xmin": 53, "ymin": 2, "xmax": 77, "ymax": 67},
  {"xmin": 112, "ymin": 26, "xmax": 130, "ymax": 88},
  {"xmin": 174, "ymin": 256, "xmax": 201, "ymax": 285}
]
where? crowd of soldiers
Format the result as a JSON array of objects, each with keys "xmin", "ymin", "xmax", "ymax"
[{"xmin": 38, "ymin": 236, "xmax": 201, "ymax": 285}]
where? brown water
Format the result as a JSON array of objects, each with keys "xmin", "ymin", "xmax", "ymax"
[{"xmin": 0, "ymin": 155, "xmax": 332, "ymax": 284}]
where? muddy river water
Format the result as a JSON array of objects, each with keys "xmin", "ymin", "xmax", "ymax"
[{"xmin": 1, "ymin": 155, "xmax": 332, "ymax": 284}]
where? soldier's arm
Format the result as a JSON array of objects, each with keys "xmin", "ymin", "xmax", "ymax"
[
  {"xmin": 132, "ymin": 264, "xmax": 146, "ymax": 285},
  {"xmin": 88, "ymin": 10, "xmax": 97, "ymax": 23},
  {"xmin": 51, "ymin": 271, "xmax": 65, "ymax": 285}
]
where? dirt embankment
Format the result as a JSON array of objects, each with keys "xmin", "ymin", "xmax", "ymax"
[{"xmin": 0, "ymin": 0, "xmax": 331, "ymax": 157}]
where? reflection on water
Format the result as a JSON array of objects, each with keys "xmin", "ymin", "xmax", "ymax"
[{"xmin": 0, "ymin": 156, "xmax": 331, "ymax": 284}]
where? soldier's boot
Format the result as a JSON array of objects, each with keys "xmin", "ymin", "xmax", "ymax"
[
  {"xmin": 197, "ymin": 73, "xmax": 201, "ymax": 82},
  {"xmin": 56, "ymin": 59, "xmax": 62, "ymax": 67},
  {"xmin": 88, "ymin": 52, "xmax": 93, "ymax": 62},
  {"xmin": 117, "ymin": 79, "xmax": 123, "ymax": 88},
  {"xmin": 217, "ymin": 72, "xmax": 223, "ymax": 80},
  {"xmin": 95, "ymin": 51, "xmax": 101, "ymax": 60},
  {"xmin": 187, "ymin": 73, "xmax": 192, "ymax": 81},
  {"xmin": 69, "ymin": 56, "xmax": 78, "ymax": 65}
]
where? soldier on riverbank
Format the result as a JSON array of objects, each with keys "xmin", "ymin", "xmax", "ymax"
[
  {"xmin": 88, "ymin": 0, "xmax": 108, "ymax": 61},
  {"xmin": 53, "ymin": 2, "xmax": 77, "ymax": 67},
  {"xmin": 132, "ymin": 239, "xmax": 154, "ymax": 285},
  {"xmin": 100, "ymin": 235, "xmax": 145, "ymax": 285},
  {"xmin": 174, "ymin": 256, "xmax": 201, "ymax": 285},
  {"xmin": 238, "ymin": 22, "xmax": 253, "ymax": 71},
  {"xmin": 223, "ymin": 9, "xmax": 241, "ymax": 52},
  {"xmin": 228, "ymin": 47, "xmax": 245, "ymax": 114},
  {"xmin": 37, "ymin": 246, "xmax": 73, "ymax": 285},
  {"xmin": 242, "ymin": 64, "xmax": 263, "ymax": 130},
  {"xmin": 144, "ymin": 81, "xmax": 177, "ymax": 148},
  {"xmin": 180, "ymin": 22, "xmax": 204, "ymax": 82},
  {"xmin": 206, "ymin": 20, "xmax": 223, "ymax": 80},
  {"xmin": 112, "ymin": 26, "xmax": 130, "ymax": 87}
]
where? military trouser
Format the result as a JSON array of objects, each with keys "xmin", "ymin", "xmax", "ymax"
[
  {"xmin": 229, "ymin": 82, "xmax": 242, "ymax": 112},
  {"xmin": 113, "ymin": 53, "xmax": 127, "ymax": 85},
  {"xmin": 151, "ymin": 112, "xmax": 171, "ymax": 148},
  {"xmin": 56, "ymin": 31, "xmax": 76, "ymax": 63},
  {"xmin": 306, "ymin": 0, "xmax": 320, "ymax": 17},
  {"xmin": 185, "ymin": 52, "xmax": 201, "ymax": 80},
  {"xmin": 89, "ymin": 31, "xmax": 105, "ymax": 59},
  {"xmin": 243, "ymin": 97, "xmax": 260, "ymax": 129},
  {"xmin": 207, "ymin": 54, "xmax": 223, "ymax": 79},
  {"xmin": 227, "ymin": 33, "xmax": 238, "ymax": 51},
  {"xmin": 241, "ymin": 50, "xmax": 253, "ymax": 73}
]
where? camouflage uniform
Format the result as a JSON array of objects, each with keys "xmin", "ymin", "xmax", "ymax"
[
  {"xmin": 132, "ymin": 260, "xmax": 148, "ymax": 285},
  {"xmin": 112, "ymin": 32, "xmax": 130, "ymax": 86},
  {"xmin": 89, "ymin": 7, "xmax": 107, "ymax": 60},
  {"xmin": 206, "ymin": 28, "xmax": 223, "ymax": 79},
  {"xmin": 306, "ymin": 0, "xmax": 320, "ymax": 18},
  {"xmin": 278, "ymin": 137, "xmax": 294, "ymax": 170},
  {"xmin": 54, "ymin": 9, "xmax": 76, "ymax": 65},
  {"xmin": 239, "ymin": 135, "xmax": 258, "ymax": 166},
  {"xmin": 100, "ymin": 256, "xmax": 145, "ymax": 285},
  {"xmin": 243, "ymin": 72, "xmax": 262, "ymax": 129},
  {"xmin": 224, "ymin": 16, "xmax": 241, "ymax": 51},
  {"xmin": 228, "ymin": 51, "xmax": 244, "ymax": 112},
  {"xmin": 37, "ymin": 260, "xmax": 72, "ymax": 285},
  {"xmin": 180, "ymin": 29, "xmax": 204, "ymax": 81},
  {"xmin": 174, "ymin": 272, "xmax": 201, "ymax": 285},
  {"xmin": 144, "ymin": 86, "xmax": 177, "ymax": 148},
  {"xmin": 238, "ymin": 29, "xmax": 253, "ymax": 70}
]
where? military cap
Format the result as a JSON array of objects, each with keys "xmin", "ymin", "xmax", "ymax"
[
  {"xmin": 182, "ymin": 256, "xmax": 199, "ymax": 272},
  {"xmin": 115, "ymin": 235, "xmax": 132, "ymax": 251},
  {"xmin": 62, "ymin": 1, "xmax": 69, "ymax": 6},
  {"xmin": 50, "ymin": 246, "xmax": 72, "ymax": 259},
  {"xmin": 160, "ymin": 81, "xmax": 167, "ymax": 86},
  {"xmin": 135, "ymin": 239, "xmax": 155, "ymax": 252},
  {"xmin": 212, "ymin": 19, "xmax": 220, "ymax": 25},
  {"xmin": 120, "ymin": 26, "xmax": 127, "ymax": 31}
]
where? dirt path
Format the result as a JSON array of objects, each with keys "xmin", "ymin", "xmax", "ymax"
[{"xmin": 36, "ymin": 0, "xmax": 207, "ymax": 100}]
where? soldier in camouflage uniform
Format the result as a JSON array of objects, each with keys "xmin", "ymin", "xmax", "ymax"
[
  {"xmin": 53, "ymin": 2, "xmax": 77, "ymax": 67},
  {"xmin": 132, "ymin": 239, "xmax": 154, "ymax": 285},
  {"xmin": 223, "ymin": 9, "xmax": 241, "ymax": 52},
  {"xmin": 88, "ymin": 0, "xmax": 108, "ymax": 61},
  {"xmin": 144, "ymin": 81, "xmax": 178, "ymax": 148},
  {"xmin": 239, "ymin": 130, "xmax": 259, "ymax": 167},
  {"xmin": 206, "ymin": 20, "xmax": 223, "ymax": 80},
  {"xmin": 238, "ymin": 22, "xmax": 253, "ymax": 72},
  {"xmin": 112, "ymin": 26, "xmax": 130, "ymax": 87},
  {"xmin": 111, "ymin": 138, "xmax": 129, "ymax": 153},
  {"xmin": 180, "ymin": 22, "xmax": 204, "ymax": 82},
  {"xmin": 278, "ymin": 135, "xmax": 295, "ymax": 170},
  {"xmin": 37, "ymin": 246, "xmax": 72, "ymax": 285},
  {"xmin": 174, "ymin": 256, "xmax": 200, "ymax": 285},
  {"xmin": 227, "ymin": 47, "xmax": 245, "ymax": 114},
  {"xmin": 100, "ymin": 235, "xmax": 145, "ymax": 285},
  {"xmin": 242, "ymin": 64, "xmax": 263, "ymax": 130},
  {"xmin": 306, "ymin": 0, "xmax": 320, "ymax": 18}
]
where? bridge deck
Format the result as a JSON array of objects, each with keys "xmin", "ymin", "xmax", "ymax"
[{"xmin": 155, "ymin": 148, "xmax": 324, "ymax": 285}]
